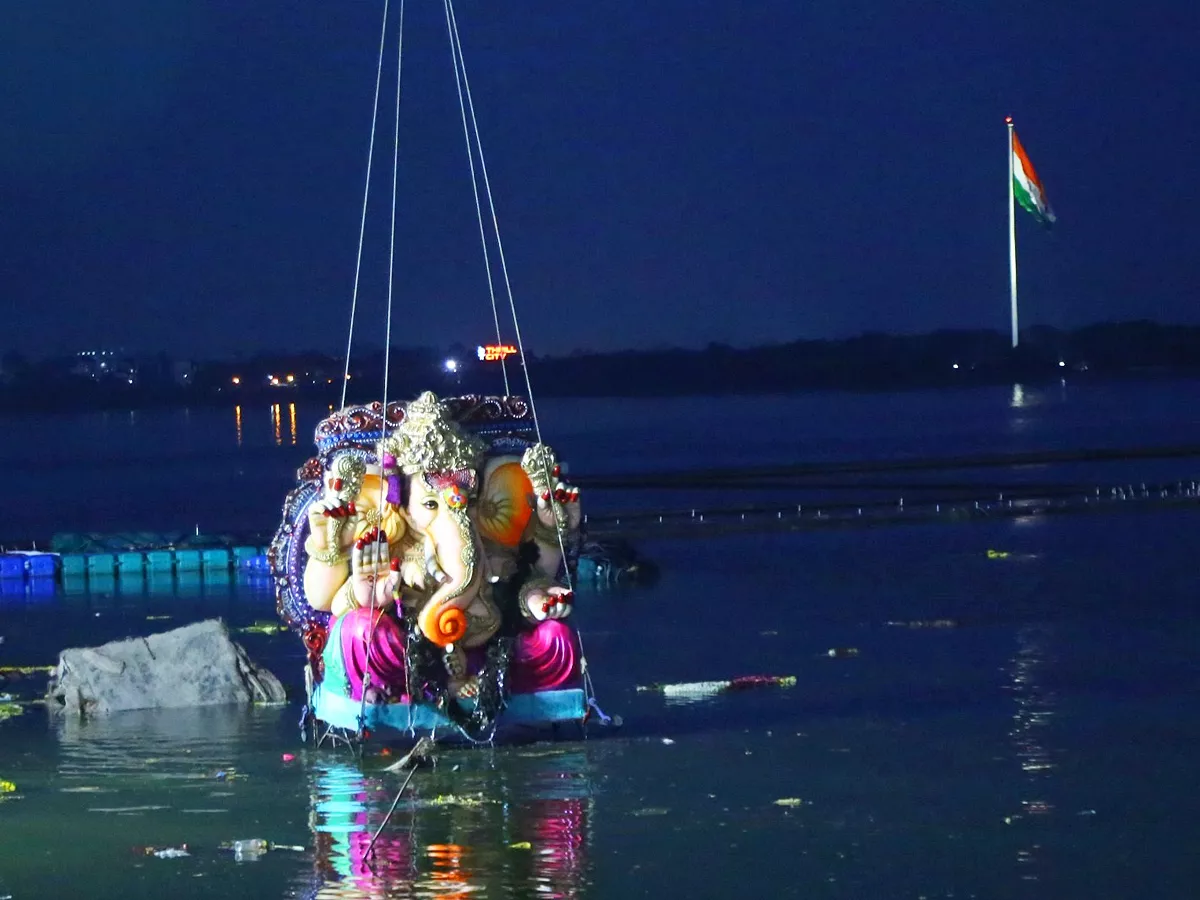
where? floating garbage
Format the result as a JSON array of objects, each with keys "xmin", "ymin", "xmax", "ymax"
[
  {"xmin": 0, "ymin": 701, "xmax": 22, "ymax": 724},
  {"xmin": 423, "ymin": 794, "xmax": 494, "ymax": 809},
  {"xmin": 382, "ymin": 736, "xmax": 437, "ymax": 773},
  {"xmin": 825, "ymin": 648, "xmax": 859, "ymax": 658},
  {"xmin": 225, "ymin": 838, "xmax": 268, "ymax": 861},
  {"xmin": 0, "ymin": 665, "xmax": 54, "ymax": 685},
  {"xmin": 221, "ymin": 838, "xmax": 304, "ymax": 861},
  {"xmin": 987, "ymin": 549, "xmax": 1011, "ymax": 559},
  {"xmin": 773, "ymin": 798, "xmax": 806, "ymax": 807},
  {"xmin": 238, "ymin": 622, "xmax": 285, "ymax": 636},
  {"xmin": 509, "ymin": 842, "xmax": 533, "ymax": 850},
  {"xmin": 884, "ymin": 619, "xmax": 958, "ymax": 629},
  {"xmin": 0, "ymin": 780, "xmax": 16, "ymax": 794},
  {"xmin": 141, "ymin": 845, "xmax": 191, "ymax": 859},
  {"xmin": 637, "ymin": 674, "xmax": 797, "ymax": 702}
]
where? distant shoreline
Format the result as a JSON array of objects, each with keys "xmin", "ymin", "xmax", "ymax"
[
  {"xmin": 4, "ymin": 321, "xmax": 1200, "ymax": 414},
  {"xmin": 2, "ymin": 367, "xmax": 1198, "ymax": 417}
]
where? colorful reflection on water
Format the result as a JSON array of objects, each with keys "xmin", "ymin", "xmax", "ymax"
[{"xmin": 304, "ymin": 747, "xmax": 592, "ymax": 899}]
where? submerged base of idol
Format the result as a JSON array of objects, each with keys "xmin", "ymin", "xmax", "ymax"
[{"xmin": 270, "ymin": 392, "xmax": 600, "ymax": 746}]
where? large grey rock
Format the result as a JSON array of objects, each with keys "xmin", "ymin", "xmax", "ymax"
[{"xmin": 47, "ymin": 619, "xmax": 286, "ymax": 717}]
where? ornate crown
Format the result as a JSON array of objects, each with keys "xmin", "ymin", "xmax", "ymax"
[{"xmin": 382, "ymin": 392, "xmax": 487, "ymax": 477}]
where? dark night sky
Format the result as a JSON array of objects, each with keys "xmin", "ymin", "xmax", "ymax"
[{"xmin": 2, "ymin": 1, "xmax": 1197, "ymax": 359}]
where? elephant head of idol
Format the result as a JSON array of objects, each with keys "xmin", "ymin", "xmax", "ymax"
[{"xmin": 381, "ymin": 392, "xmax": 490, "ymax": 648}]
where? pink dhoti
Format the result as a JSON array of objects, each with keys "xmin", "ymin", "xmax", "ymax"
[
  {"xmin": 509, "ymin": 619, "xmax": 581, "ymax": 694},
  {"xmin": 334, "ymin": 610, "xmax": 580, "ymax": 700},
  {"xmin": 337, "ymin": 608, "xmax": 408, "ymax": 701}
]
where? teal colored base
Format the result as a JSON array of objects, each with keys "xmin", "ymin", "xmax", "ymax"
[{"xmin": 311, "ymin": 684, "xmax": 587, "ymax": 737}]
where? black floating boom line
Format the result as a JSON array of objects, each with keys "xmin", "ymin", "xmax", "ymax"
[{"xmin": 570, "ymin": 443, "xmax": 1200, "ymax": 488}]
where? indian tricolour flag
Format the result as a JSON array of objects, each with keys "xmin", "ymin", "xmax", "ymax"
[{"xmin": 1012, "ymin": 130, "xmax": 1055, "ymax": 226}]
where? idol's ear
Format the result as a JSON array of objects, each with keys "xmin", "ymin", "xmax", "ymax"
[{"xmin": 476, "ymin": 456, "xmax": 534, "ymax": 546}]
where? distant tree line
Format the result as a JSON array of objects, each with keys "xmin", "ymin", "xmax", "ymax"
[{"xmin": 3, "ymin": 321, "xmax": 1200, "ymax": 412}]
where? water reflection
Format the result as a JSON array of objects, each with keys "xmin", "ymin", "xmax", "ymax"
[
  {"xmin": 305, "ymin": 746, "xmax": 594, "ymax": 899},
  {"xmin": 1006, "ymin": 625, "xmax": 1058, "ymax": 884},
  {"xmin": 55, "ymin": 705, "xmax": 283, "ymax": 780},
  {"xmin": 268, "ymin": 403, "xmax": 300, "ymax": 446},
  {"xmin": 235, "ymin": 405, "xmax": 244, "ymax": 447}
]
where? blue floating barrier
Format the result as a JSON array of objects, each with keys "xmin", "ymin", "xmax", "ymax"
[
  {"xmin": 61, "ymin": 554, "xmax": 87, "ymax": 577},
  {"xmin": 146, "ymin": 551, "xmax": 175, "ymax": 574},
  {"xmin": 86, "ymin": 554, "xmax": 118, "ymax": 576},
  {"xmin": 233, "ymin": 546, "xmax": 260, "ymax": 568},
  {"xmin": 117, "ymin": 552, "xmax": 146, "ymax": 574},
  {"xmin": 0, "ymin": 555, "xmax": 25, "ymax": 580},
  {"xmin": 175, "ymin": 550, "xmax": 202, "ymax": 572},
  {"xmin": 27, "ymin": 554, "xmax": 59, "ymax": 579},
  {"xmin": 201, "ymin": 548, "xmax": 231, "ymax": 570}
]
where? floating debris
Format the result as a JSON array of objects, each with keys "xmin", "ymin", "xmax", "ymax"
[
  {"xmin": 884, "ymin": 619, "xmax": 958, "ymax": 629},
  {"xmin": 825, "ymin": 648, "xmax": 859, "ymax": 658},
  {"xmin": 773, "ymin": 798, "xmax": 806, "ymax": 808},
  {"xmin": 147, "ymin": 846, "xmax": 191, "ymax": 859},
  {"xmin": 238, "ymin": 622, "xmax": 286, "ymax": 636},
  {"xmin": 383, "ymin": 736, "xmax": 437, "ymax": 773},
  {"xmin": 0, "ymin": 780, "xmax": 16, "ymax": 794},
  {"xmin": 0, "ymin": 665, "xmax": 54, "ymax": 685},
  {"xmin": 509, "ymin": 842, "xmax": 533, "ymax": 850},
  {"xmin": 420, "ymin": 794, "xmax": 494, "ymax": 809},
  {"xmin": 89, "ymin": 805, "xmax": 171, "ymax": 813},
  {"xmin": 630, "ymin": 808, "xmax": 670, "ymax": 817},
  {"xmin": 217, "ymin": 839, "xmax": 303, "ymax": 859},
  {"xmin": 637, "ymin": 675, "xmax": 797, "ymax": 702},
  {"xmin": 987, "ymin": 549, "xmax": 1011, "ymax": 559},
  {"xmin": 0, "ymin": 702, "xmax": 22, "ymax": 724}
]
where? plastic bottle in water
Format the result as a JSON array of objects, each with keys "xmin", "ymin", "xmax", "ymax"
[{"xmin": 232, "ymin": 838, "xmax": 269, "ymax": 859}]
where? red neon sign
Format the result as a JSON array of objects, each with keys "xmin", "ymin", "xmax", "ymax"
[{"xmin": 477, "ymin": 344, "xmax": 518, "ymax": 362}]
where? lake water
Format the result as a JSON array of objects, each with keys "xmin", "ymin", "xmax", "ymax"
[{"xmin": 2, "ymin": 380, "xmax": 1200, "ymax": 898}]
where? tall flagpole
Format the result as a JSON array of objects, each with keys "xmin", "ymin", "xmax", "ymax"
[{"xmin": 1006, "ymin": 116, "xmax": 1018, "ymax": 348}]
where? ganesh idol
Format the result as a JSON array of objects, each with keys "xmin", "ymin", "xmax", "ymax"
[{"xmin": 270, "ymin": 392, "xmax": 589, "ymax": 742}]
